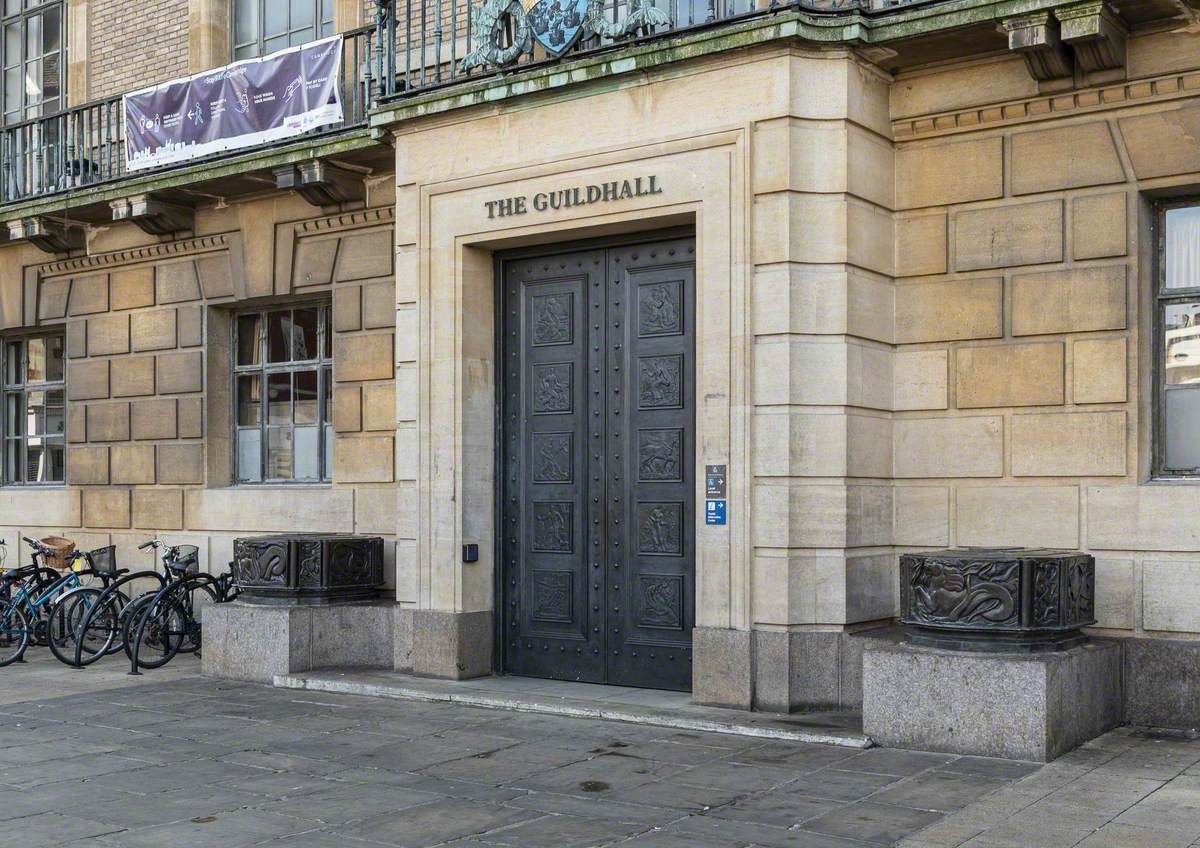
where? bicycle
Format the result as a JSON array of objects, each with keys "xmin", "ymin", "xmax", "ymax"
[
  {"xmin": 0, "ymin": 538, "xmax": 119, "ymax": 667},
  {"xmin": 47, "ymin": 547, "xmax": 168, "ymax": 668},
  {"xmin": 124, "ymin": 539, "xmax": 240, "ymax": 673}
]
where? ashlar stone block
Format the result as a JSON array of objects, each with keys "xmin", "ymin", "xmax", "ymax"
[
  {"xmin": 157, "ymin": 443, "xmax": 204, "ymax": 485},
  {"xmin": 156, "ymin": 351, "xmax": 203, "ymax": 394},
  {"xmin": 178, "ymin": 397, "xmax": 202, "ymax": 438},
  {"xmin": 131, "ymin": 398, "xmax": 178, "ymax": 440},
  {"xmin": 1012, "ymin": 266, "xmax": 1126, "ymax": 337},
  {"xmin": 1143, "ymin": 561, "xmax": 1200, "ymax": 633},
  {"xmin": 893, "ymin": 416, "xmax": 1003, "ymax": 478},
  {"xmin": 156, "ymin": 260, "xmax": 201, "ymax": 303},
  {"xmin": 894, "ymin": 350, "xmax": 948, "ymax": 411},
  {"xmin": 334, "ymin": 433, "xmax": 394, "ymax": 483},
  {"xmin": 334, "ymin": 285, "xmax": 362, "ymax": 332},
  {"xmin": 85, "ymin": 402, "xmax": 130, "ymax": 442},
  {"xmin": 111, "ymin": 355, "xmax": 155, "ymax": 397},
  {"xmin": 110, "ymin": 266, "xmax": 155, "ymax": 311},
  {"xmin": 335, "ymin": 229, "xmax": 393, "ymax": 281},
  {"xmin": 332, "ymin": 385, "xmax": 362, "ymax": 432},
  {"xmin": 956, "ymin": 485, "xmax": 1080, "ymax": 548},
  {"xmin": 1088, "ymin": 485, "xmax": 1200, "ymax": 551},
  {"xmin": 1094, "ymin": 558, "xmax": 1134, "ymax": 630},
  {"xmin": 132, "ymin": 488, "xmax": 183, "ymax": 530},
  {"xmin": 68, "ymin": 274, "xmax": 109, "ymax": 316},
  {"xmin": 1073, "ymin": 193, "xmax": 1128, "ymax": 260},
  {"xmin": 67, "ymin": 405, "xmax": 86, "ymax": 443},
  {"xmin": 1011, "ymin": 410, "xmax": 1126, "ymax": 477},
  {"xmin": 956, "ymin": 342, "xmax": 1064, "ymax": 408},
  {"xmin": 362, "ymin": 283, "xmax": 396, "ymax": 329},
  {"xmin": 895, "ymin": 278, "xmax": 1002, "ymax": 344},
  {"xmin": 82, "ymin": 488, "xmax": 131, "ymax": 529},
  {"xmin": 893, "ymin": 486, "xmax": 949, "ymax": 546},
  {"xmin": 1010, "ymin": 122, "xmax": 1126, "ymax": 195},
  {"xmin": 954, "ymin": 200, "xmax": 1063, "ymax": 271},
  {"xmin": 66, "ymin": 320, "xmax": 86, "ymax": 359},
  {"xmin": 1118, "ymin": 104, "xmax": 1200, "ymax": 180},
  {"xmin": 895, "ymin": 214, "xmax": 948, "ymax": 278},
  {"xmin": 67, "ymin": 445, "xmax": 109, "ymax": 484},
  {"xmin": 334, "ymin": 333, "xmax": 394, "ymax": 382},
  {"xmin": 87, "ymin": 313, "xmax": 130, "ymax": 356},
  {"xmin": 362, "ymin": 381, "xmax": 396, "ymax": 431},
  {"xmin": 110, "ymin": 444, "xmax": 156, "ymax": 485},
  {"xmin": 197, "ymin": 253, "xmax": 236, "ymax": 299},
  {"xmin": 896, "ymin": 137, "xmax": 1003, "ymax": 209},
  {"xmin": 178, "ymin": 305, "xmax": 203, "ymax": 348},
  {"xmin": 38, "ymin": 278, "xmax": 69, "ymax": 320},
  {"xmin": 1073, "ymin": 337, "xmax": 1127, "ymax": 404},
  {"xmin": 130, "ymin": 308, "xmax": 177, "ymax": 352},
  {"xmin": 67, "ymin": 359, "xmax": 110, "ymax": 400},
  {"xmin": 293, "ymin": 237, "xmax": 338, "ymax": 288}
]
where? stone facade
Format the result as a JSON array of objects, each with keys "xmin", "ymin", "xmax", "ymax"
[{"xmin": 3, "ymin": 0, "xmax": 1200, "ymax": 731}]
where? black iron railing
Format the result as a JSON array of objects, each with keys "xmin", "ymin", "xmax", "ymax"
[{"xmin": 0, "ymin": 26, "xmax": 378, "ymax": 206}]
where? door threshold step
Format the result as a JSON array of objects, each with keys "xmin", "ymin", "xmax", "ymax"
[{"xmin": 274, "ymin": 670, "xmax": 872, "ymax": 748}]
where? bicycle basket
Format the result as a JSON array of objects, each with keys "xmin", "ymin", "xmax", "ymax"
[
  {"xmin": 86, "ymin": 545, "xmax": 117, "ymax": 575},
  {"xmin": 39, "ymin": 536, "xmax": 75, "ymax": 571},
  {"xmin": 171, "ymin": 545, "xmax": 200, "ymax": 575}
]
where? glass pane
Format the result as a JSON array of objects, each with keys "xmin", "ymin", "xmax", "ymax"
[
  {"xmin": 324, "ymin": 306, "xmax": 332, "ymax": 359},
  {"xmin": 43, "ymin": 438, "xmax": 62, "ymax": 482},
  {"xmin": 264, "ymin": 34, "xmax": 288, "ymax": 54},
  {"xmin": 294, "ymin": 425, "xmax": 319, "ymax": 479},
  {"xmin": 23, "ymin": 57, "xmax": 39, "ymax": 101},
  {"xmin": 44, "ymin": 389, "xmax": 62, "ymax": 435},
  {"xmin": 41, "ymin": 50, "xmax": 56, "ymax": 99},
  {"xmin": 237, "ymin": 374, "xmax": 262, "ymax": 426},
  {"xmin": 267, "ymin": 310, "xmax": 291, "ymax": 363},
  {"xmin": 43, "ymin": 335, "xmax": 62, "ymax": 381},
  {"xmin": 323, "ymin": 423, "xmax": 332, "ymax": 480},
  {"xmin": 237, "ymin": 313, "xmax": 262, "ymax": 366},
  {"xmin": 233, "ymin": 43, "xmax": 259, "ymax": 60},
  {"xmin": 237, "ymin": 428, "xmax": 262, "ymax": 482},
  {"xmin": 4, "ymin": 392, "xmax": 21, "ymax": 436},
  {"xmin": 291, "ymin": 0, "xmax": 314, "ymax": 28},
  {"xmin": 5, "ymin": 24, "xmax": 20, "ymax": 68},
  {"xmin": 1166, "ymin": 387, "xmax": 1200, "ymax": 471},
  {"xmin": 4, "ymin": 1, "xmax": 19, "ymax": 18},
  {"xmin": 40, "ymin": 6, "xmax": 56, "ymax": 53},
  {"xmin": 267, "ymin": 427, "xmax": 293, "ymax": 479},
  {"xmin": 234, "ymin": 0, "xmax": 260, "ymax": 46},
  {"xmin": 25, "ymin": 389, "xmax": 44, "ymax": 435},
  {"xmin": 267, "ymin": 372, "xmax": 291, "ymax": 424},
  {"xmin": 25, "ymin": 440, "xmax": 41, "ymax": 481},
  {"xmin": 4, "ymin": 68, "xmax": 19, "ymax": 111},
  {"xmin": 1164, "ymin": 303, "xmax": 1200, "ymax": 385},
  {"xmin": 1166, "ymin": 205, "xmax": 1200, "ymax": 290},
  {"xmin": 3, "ymin": 341, "xmax": 19, "ymax": 385},
  {"xmin": 24, "ymin": 13, "xmax": 37, "ymax": 58},
  {"xmin": 295, "ymin": 370, "xmax": 318, "ymax": 424},
  {"xmin": 293, "ymin": 306, "xmax": 318, "ymax": 360},
  {"xmin": 4, "ymin": 437, "xmax": 18, "ymax": 482},
  {"xmin": 289, "ymin": 26, "xmax": 313, "ymax": 47},
  {"xmin": 264, "ymin": 0, "xmax": 289, "ymax": 38}
]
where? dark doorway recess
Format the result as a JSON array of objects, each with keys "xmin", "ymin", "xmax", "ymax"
[{"xmin": 498, "ymin": 232, "xmax": 696, "ymax": 691}]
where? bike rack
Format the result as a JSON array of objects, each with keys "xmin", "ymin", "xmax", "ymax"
[{"xmin": 70, "ymin": 570, "xmax": 166, "ymax": 669}]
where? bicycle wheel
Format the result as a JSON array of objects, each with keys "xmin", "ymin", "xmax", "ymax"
[
  {"xmin": 0, "ymin": 598, "xmax": 30, "ymax": 667},
  {"xmin": 47, "ymin": 588, "xmax": 120, "ymax": 667},
  {"xmin": 125, "ymin": 593, "xmax": 189, "ymax": 669}
]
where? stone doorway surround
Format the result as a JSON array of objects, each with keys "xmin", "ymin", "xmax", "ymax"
[{"xmin": 399, "ymin": 131, "xmax": 751, "ymax": 705}]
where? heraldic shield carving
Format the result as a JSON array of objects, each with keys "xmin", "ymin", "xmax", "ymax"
[{"xmin": 461, "ymin": 0, "xmax": 670, "ymax": 71}]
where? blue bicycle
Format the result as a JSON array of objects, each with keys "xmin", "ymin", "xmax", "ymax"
[{"xmin": 0, "ymin": 538, "xmax": 118, "ymax": 667}]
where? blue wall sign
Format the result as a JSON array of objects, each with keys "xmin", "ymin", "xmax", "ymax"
[{"xmin": 705, "ymin": 499, "xmax": 726, "ymax": 525}]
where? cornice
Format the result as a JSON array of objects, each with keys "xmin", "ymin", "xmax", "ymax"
[
  {"xmin": 36, "ymin": 233, "xmax": 233, "ymax": 277},
  {"xmin": 893, "ymin": 67, "xmax": 1200, "ymax": 140}
]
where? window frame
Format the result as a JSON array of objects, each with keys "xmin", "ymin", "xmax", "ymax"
[
  {"xmin": 1153, "ymin": 196, "xmax": 1200, "ymax": 479},
  {"xmin": 1, "ymin": 0, "xmax": 64, "ymax": 125},
  {"xmin": 230, "ymin": 0, "xmax": 336, "ymax": 61},
  {"xmin": 1, "ymin": 331, "xmax": 65, "ymax": 487},
  {"xmin": 230, "ymin": 300, "xmax": 333, "ymax": 485}
]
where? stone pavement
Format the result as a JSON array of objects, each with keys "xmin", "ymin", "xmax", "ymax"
[
  {"xmin": 0, "ymin": 654, "xmax": 1038, "ymax": 848},
  {"xmin": 899, "ymin": 727, "xmax": 1200, "ymax": 848},
  {"xmin": 0, "ymin": 654, "xmax": 1195, "ymax": 847}
]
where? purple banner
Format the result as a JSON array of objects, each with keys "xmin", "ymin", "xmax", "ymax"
[{"xmin": 123, "ymin": 36, "xmax": 343, "ymax": 172}]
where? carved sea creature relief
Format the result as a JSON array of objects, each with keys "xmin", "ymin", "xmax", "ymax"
[
  {"xmin": 912, "ymin": 561, "xmax": 1016, "ymax": 626},
  {"xmin": 461, "ymin": 0, "xmax": 670, "ymax": 72}
]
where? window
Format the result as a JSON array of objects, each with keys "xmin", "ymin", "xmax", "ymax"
[
  {"xmin": 2, "ymin": 333, "xmax": 64, "ymax": 484},
  {"xmin": 233, "ymin": 303, "xmax": 333, "ymax": 483},
  {"xmin": 2, "ymin": 0, "xmax": 62, "ymax": 124},
  {"xmin": 1156, "ymin": 200, "xmax": 1200, "ymax": 476},
  {"xmin": 233, "ymin": 0, "xmax": 335, "ymax": 60}
]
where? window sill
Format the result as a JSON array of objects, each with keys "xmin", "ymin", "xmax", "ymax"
[{"xmin": 217, "ymin": 483, "xmax": 335, "ymax": 490}]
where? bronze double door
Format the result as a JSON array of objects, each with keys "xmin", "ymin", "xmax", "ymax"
[{"xmin": 499, "ymin": 235, "xmax": 696, "ymax": 691}]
